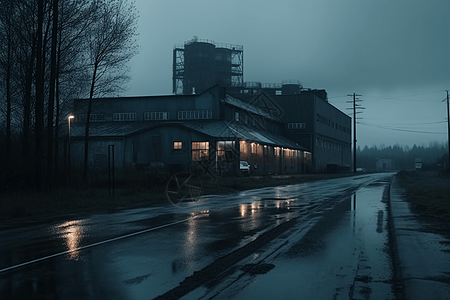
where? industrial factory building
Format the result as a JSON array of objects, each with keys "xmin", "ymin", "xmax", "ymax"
[
  {"xmin": 68, "ymin": 85, "xmax": 310, "ymax": 176},
  {"xmin": 67, "ymin": 37, "xmax": 351, "ymax": 174},
  {"xmin": 171, "ymin": 37, "xmax": 352, "ymax": 172}
]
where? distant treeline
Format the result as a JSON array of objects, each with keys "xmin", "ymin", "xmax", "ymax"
[{"xmin": 357, "ymin": 142, "xmax": 449, "ymax": 171}]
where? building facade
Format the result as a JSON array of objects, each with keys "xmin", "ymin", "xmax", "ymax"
[
  {"xmin": 68, "ymin": 85, "xmax": 310, "ymax": 176},
  {"xmin": 273, "ymin": 92, "xmax": 352, "ymax": 173}
]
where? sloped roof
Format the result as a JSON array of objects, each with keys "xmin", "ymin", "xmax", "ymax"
[
  {"xmin": 221, "ymin": 94, "xmax": 281, "ymax": 122},
  {"xmin": 68, "ymin": 120, "xmax": 306, "ymax": 150},
  {"xmin": 184, "ymin": 121, "xmax": 306, "ymax": 150},
  {"xmin": 68, "ymin": 122, "xmax": 156, "ymax": 138}
]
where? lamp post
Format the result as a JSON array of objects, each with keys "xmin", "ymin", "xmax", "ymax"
[{"xmin": 68, "ymin": 115, "xmax": 74, "ymax": 181}]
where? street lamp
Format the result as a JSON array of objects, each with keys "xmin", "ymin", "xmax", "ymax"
[{"xmin": 68, "ymin": 115, "xmax": 75, "ymax": 181}]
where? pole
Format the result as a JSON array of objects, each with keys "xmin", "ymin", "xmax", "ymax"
[
  {"xmin": 353, "ymin": 93, "xmax": 357, "ymax": 173},
  {"xmin": 68, "ymin": 116, "xmax": 74, "ymax": 182},
  {"xmin": 108, "ymin": 145, "xmax": 115, "ymax": 196},
  {"xmin": 447, "ymin": 91, "xmax": 450, "ymax": 169},
  {"xmin": 347, "ymin": 93, "xmax": 363, "ymax": 173}
]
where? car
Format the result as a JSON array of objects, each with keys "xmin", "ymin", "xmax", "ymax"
[{"xmin": 240, "ymin": 161, "xmax": 250, "ymax": 175}]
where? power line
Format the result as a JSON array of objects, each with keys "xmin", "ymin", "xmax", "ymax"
[
  {"xmin": 373, "ymin": 121, "xmax": 447, "ymax": 126},
  {"xmin": 330, "ymin": 90, "xmax": 446, "ymax": 103},
  {"xmin": 359, "ymin": 122, "xmax": 447, "ymax": 134}
]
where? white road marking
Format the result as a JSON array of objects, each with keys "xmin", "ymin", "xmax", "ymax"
[{"xmin": 0, "ymin": 218, "xmax": 193, "ymax": 273}]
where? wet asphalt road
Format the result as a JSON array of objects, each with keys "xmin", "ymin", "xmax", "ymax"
[{"xmin": 0, "ymin": 173, "xmax": 396, "ymax": 299}]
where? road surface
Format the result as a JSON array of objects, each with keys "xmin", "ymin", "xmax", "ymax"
[{"xmin": 0, "ymin": 173, "xmax": 398, "ymax": 299}]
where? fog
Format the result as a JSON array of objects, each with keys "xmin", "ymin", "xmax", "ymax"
[{"xmin": 125, "ymin": 0, "xmax": 450, "ymax": 148}]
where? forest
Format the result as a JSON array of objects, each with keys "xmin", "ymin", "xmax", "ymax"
[
  {"xmin": 356, "ymin": 142, "xmax": 449, "ymax": 171},
  {"xmin": 0, "ymin": 0, "xmax": 138, "ymax": 192}
]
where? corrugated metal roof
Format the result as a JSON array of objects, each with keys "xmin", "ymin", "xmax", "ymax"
[
  {"xmin": 68, "ymin": 120, "xmax": 306, "ymax": 150},
  {"xmin": 68, "ymin": 122, "xmax": 156, "ymax": 138},
  {"xmin": 184, "ymin": 121, "xmax": 306, "ymax": 150},
  {"xmin": 221, "ymin": 94, "xmax": 280, "ymax": 122},
  {"xmin": 183, "ymin": 121, "xmax": 236, "ymax": 139}
]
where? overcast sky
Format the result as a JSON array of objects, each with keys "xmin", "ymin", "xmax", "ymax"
[{"xmin": 125, "ymin": 0, "xmax": 450, "ymax": 148}]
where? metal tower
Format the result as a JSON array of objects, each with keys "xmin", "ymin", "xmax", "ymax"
[{"xmin": 172, "ymin": 37, "xmax": 244, "ymax": 95}]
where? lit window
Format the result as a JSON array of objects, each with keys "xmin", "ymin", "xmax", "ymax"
[
  {"xmin": 274, "ymin": 147, "xmax": 281, "ymax": 156},
  {"xmin": 217, "ymin": 141, "xmax": 235, "ymax": 160},
  {"xmin": 192, "ymin": 142, "xmax": 209, "ymax": 161},
  {"xmin": 251, "ymin": 143, "xmax": 256, "ymax": 154},
  {"xmin": 174, "ymin": 141, "xmax": 182, "ymax": 150}
]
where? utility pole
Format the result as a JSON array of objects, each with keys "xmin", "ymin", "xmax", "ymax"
[
  {"xmin": 347, "ymin": 93, "xmax": 363, "ymax": 173},
  {"xmin": 447, "ymin": 91, "xmax": 450, "ymax": 169}
]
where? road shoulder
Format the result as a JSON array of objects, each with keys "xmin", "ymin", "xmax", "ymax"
[{"xmin": 390, "ymin": 175, "xmax": 450, "ymax": 300}]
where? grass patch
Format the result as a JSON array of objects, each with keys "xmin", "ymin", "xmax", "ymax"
[
  {"xmin": 397, "ymin": 170, "xmax": 450, "ymax": 222},
  {"xmin": 0, "ymin": 170, "xmax": 354, "ymax": 224}
]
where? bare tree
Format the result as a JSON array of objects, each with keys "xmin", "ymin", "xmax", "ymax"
[
  {"xmin": 0, "ymin": 0, "xmax": 14, "ymax": 174},
  {"xmin": 82, "ymin": 0, "xmax": 139, "ymax": 183},
  {"xmin": 53, "ymin": 0, "xmax": 93, "ymax": 174},
  {"xmin": 0, "ymin": 0, "xmax": 138, "ymax": 190}
]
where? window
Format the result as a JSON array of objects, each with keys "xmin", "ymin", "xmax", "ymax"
[
  {"xmin": 305, "ymin": 152, "xmax": 312, "ymax": 162},
  {"xmin": 288, "ymin": 123, "xmax": 306, "ymax": 129},
  {"xmin": 78, "ymin": 114, "xmax": 105, "ymax": 122},
  {"xmin": 274, "ymin": 147, "xmax": 281, "ymax": 156},
  {"xmin": 113, "ymin": 113, "xmax": 136, "ymax": 121},
  {"xmin": 251, "ymin": 143, "xmax": 256, "ymax": 154},
  {"xmin": 144, "ymin": 111, "xmax": 169, "ymax": 120},
  {"xmin": 173, "ymin": 141, "xmax": 182, "ymax": 150},
  {"xmin": 217, "ymin": 141, "xmax": 235, "ymax": 161},
  {"xmin": 178, "ymin": 110, "xmax": 212, "ymax": 120},
  {"xmin": 192, "ymin": 142, "xmax": 209, "ymax": 161}
]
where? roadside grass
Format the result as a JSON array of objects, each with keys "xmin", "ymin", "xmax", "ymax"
[
  {"xmin": 0, "ymin": 169, "xmax": 355, "ymax": 224},
  {"xmin": 397, "ymin": 170, "xmax": 450, "ymax": 222}
]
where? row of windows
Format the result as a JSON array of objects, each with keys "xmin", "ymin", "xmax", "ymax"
[
  {"xmin": 316, "ymin": 113, "xmax": 350, "ymax": 134},
  {"xmin": 78, "ymin": 114, "xmax": 105, "ymax": 122},
  {"xmin": 113, "ymin": 113, "xmax": 136, "ymax": 121},
  {"xmin": 288, "ymin": 123, "xmax": 306, "ymax": 129},
  {"xmin": 316, "ymin": 137, "xmax": 345, "ymax": 151},
  {"xmin": 182, "ymin": 141, "xmax": 305, "ymax": 161},
  {"xmin": 144, "ymin": 112, "xmax": 169, "ymax": 120},
  {"xmin": 178, "ymin": 110, "xmax": 212, "ymax": 120},
  {"xmin": 77, "ymin": 111, "xmax": 171, "ymax": 122}
]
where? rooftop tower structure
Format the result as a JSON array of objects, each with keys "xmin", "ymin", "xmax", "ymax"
[{"xmin": 173, "ymin": 37, "xmax": 244, "ymax": 95}]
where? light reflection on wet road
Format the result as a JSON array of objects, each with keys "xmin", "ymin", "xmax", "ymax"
[
  {"xmin": 0, "ymin": 173, "xmax": 395, "ymax": 299},
  {"xmin": 191, "ymin": 176, "xmax": 395, "ymax": 299}
]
